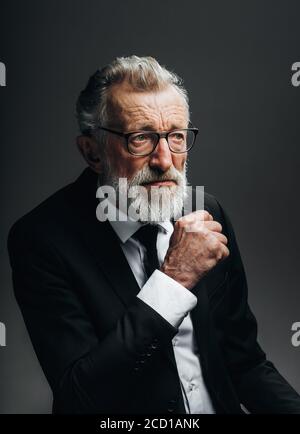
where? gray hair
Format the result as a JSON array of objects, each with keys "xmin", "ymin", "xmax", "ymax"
[{"xmin": 76, "ymin": 55, "xmax": 190, "ymax": 136}]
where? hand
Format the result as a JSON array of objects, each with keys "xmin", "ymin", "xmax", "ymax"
[{"xmin": 161, "ymin": 210, "xmax": 229, "ymax": 290}]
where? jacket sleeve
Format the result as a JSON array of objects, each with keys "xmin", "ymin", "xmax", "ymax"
[
  {"xmin": 7, "ymin": 221, "xmax": 179, "ymax": 414},
  {"xmin": 215, "ymin": 199, "xmax": 300, "ymax": 414}
]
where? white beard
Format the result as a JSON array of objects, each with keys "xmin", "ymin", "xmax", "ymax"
[{"xmin": 101, "ymin": 161, "xmax": 188, "ymax": 223}]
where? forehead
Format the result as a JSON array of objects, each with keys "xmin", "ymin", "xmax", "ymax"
[{"xmin": 108, "ymin": 82, "xmax": 189, "ymax": 130}]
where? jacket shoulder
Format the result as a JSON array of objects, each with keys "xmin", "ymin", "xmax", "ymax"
[
  {"xmin": 7, "ymin": 180, "xmax": 75, "ymax": 253},
  {"xmin": 7, "ymin": 167, "xmax": 97, "ymax": 255}
]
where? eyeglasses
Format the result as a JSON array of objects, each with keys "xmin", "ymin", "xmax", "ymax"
[{"xmin": 97, "ymin": 126, "xmax": 199, "ymax": 156}]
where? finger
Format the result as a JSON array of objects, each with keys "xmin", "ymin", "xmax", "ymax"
[
  {"xmin": 220, "ymin": 243, "xmax": 230, "ymax": 259},
  {"xmin": 176, "ymin": 211, "xmax": 211, "ymax": 231},
  {"xmin": 184, "ymin": 219, "xmax": 221, "ymax": 233},
  {"xmin": 204, "ymin": 220, "xmax": 222, "ymax": 233},
  {"xmin": 170, "ymin": 220, "xmax": 185, "ymax": 245},
  {"xmin": 211, "ymin": 232, "xmax": 228, "ymax": 245},
  {"xmin": 180, "ymin": 210, "xmax": 214, "ymax": 225},
  {"xmin": 193, "ymin": 210, "xmax": 213, "ymax": 221}
]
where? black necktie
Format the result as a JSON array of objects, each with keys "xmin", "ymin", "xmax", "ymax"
[{"xmin": 133, "ymin": 224, "xmax": 160, "ymax": 278}]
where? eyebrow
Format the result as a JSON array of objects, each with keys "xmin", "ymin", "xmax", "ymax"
[{"xmin": 127, "ymin": 123, "xmax": 185, "ymax": 132}]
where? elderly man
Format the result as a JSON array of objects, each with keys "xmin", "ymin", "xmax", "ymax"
[{"xmin": 7, "ymin": 56, "xmax": 300, "ymax": 414}]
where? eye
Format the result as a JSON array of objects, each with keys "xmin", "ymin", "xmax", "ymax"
[
  {"xmin": 169, "ymin": 131, "xmax": 185, "ymax": 142},
  {"xmin": 134, "ymin": 134, "xmax": 147, "ymax": 142},
  {"xmin": 130, "ymin": 132, "xmax": 152, "ymax": 144}
]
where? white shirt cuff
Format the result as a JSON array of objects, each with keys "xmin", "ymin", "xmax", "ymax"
[{"xmin": 136, "ymin": 269, "xmax": 198, "ymax": 328}]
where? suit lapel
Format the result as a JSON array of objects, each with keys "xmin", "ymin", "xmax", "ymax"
[
  {"xmin": 69, "ymin": 168, "xmax": 141, "ymax": 307},
  {"xmin": 89, "ymin": 221, "xmax": 143, "ymax": 307}
]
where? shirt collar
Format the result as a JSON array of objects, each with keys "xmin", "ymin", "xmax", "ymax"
[{"xmin": 109, "ymin": 204, "xmax": 173, "ymax": 244}]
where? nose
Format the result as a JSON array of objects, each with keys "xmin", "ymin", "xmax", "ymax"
[{"xmin": 148, "ymin": 137, "xmax": 173, "ymax": 172}]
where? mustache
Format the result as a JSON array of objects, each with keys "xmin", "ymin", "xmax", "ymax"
[{"xmin": 129, "ymin": 165, "xmax": 185, "ymax": 187}]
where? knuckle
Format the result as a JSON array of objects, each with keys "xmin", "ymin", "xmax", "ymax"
[
  {"xmin": 175, "ymin": 218, "xmax": 185, "ymax": 229},
  {"xmin": 195, "ymin": 210, "xmax": 210, "ymax": 220},
  {"xmin": 203, "ymin": 210, "xmax": 211, "ymax": 219},
  {"xmin": 216, "ymin": 251, "xmax": 223, "ymax": 261},
  {"xmin": 181, "ymin": 214, "xmax": 194, "ymax": 224},
  {"xmin": 208, "ymin": 235, "xmax": 219, "ymax": 251},
  {"xmin": 202, "ymin": 227, "xmax": 210, "ymax": 237}
]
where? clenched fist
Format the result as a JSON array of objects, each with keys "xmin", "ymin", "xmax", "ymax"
[{"xmin": 161, "ymin": 210, "xmax": 229, "ymax": 290}]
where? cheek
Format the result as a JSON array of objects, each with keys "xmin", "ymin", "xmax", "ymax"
[
  {"xmin": 172, "ymin": 154, "xmax": 186, "ymax": 171},
  {"xmin": 125, "ymin": 157, "xmax": 149, "ymax": 179},
  {"xmin": 107, "ymin": 144, "xmax": 147, "ymax": 178}
]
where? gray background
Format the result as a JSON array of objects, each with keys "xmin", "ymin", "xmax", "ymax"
[{"xmin": 0, "ymin": 0, "xmax": 299, "ymax": 413}]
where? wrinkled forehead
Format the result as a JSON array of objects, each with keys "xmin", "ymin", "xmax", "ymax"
[{"xmin": 106, "ymin": 82, "xmax": 189, "ymax": 130}]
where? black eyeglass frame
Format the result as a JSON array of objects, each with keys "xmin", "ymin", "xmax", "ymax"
[{"xmin": 96, "ymin": 126, "xmax": 199, "ymax": 156}]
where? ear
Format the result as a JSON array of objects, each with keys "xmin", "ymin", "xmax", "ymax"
[{"xmin": 76, "ymin": 135, "xmax": 102, "ymax": 173}]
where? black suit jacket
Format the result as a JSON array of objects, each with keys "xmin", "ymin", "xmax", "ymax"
[{"xmin": 7, "ymin": 167, "xmax": 300, "ymax": 414}]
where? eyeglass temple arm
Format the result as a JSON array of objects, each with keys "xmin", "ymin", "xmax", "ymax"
[{"xmin": 97, "ymin": 126, "xmax": 125, "ymax": 138}]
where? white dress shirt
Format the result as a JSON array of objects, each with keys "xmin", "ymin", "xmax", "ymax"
[{"xmin": 109, "ymin": 210, "xmax": 215, "ymax": 414}]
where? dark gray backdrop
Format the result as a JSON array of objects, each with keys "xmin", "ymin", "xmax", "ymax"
[{"xmin": 0, "ymin": 0, "xmax": 299, "ymax": 413}]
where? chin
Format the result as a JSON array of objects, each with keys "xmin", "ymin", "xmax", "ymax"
[{"xmin": 132, "ymin": 185, "xmax": 185, "ymax": 222}]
